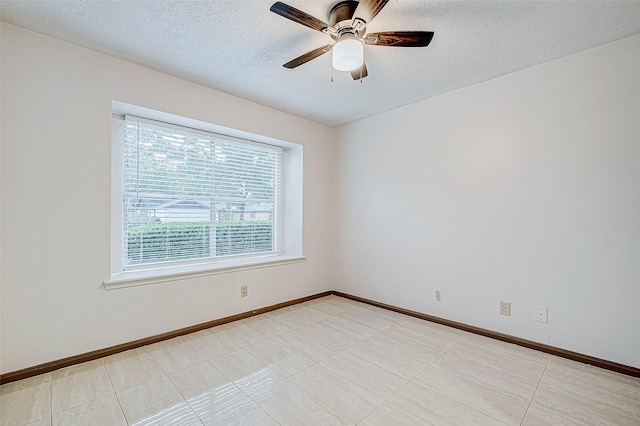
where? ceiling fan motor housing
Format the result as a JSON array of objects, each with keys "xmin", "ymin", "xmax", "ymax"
[{"xmin": 329, "ymin": 0, "xmax": 365, "ymax": 39}]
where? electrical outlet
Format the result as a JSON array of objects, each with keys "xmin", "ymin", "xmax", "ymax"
[
  {"xmin": 241, "ymin": 285, "xmax": 248, "ymax": 298},
  {"xmin": 435, "ymin": 289, "xmax": 442, "ymax": 302},
  {"xmin": 500, "ymin": 301, "xmax": 511, "ymax": 316},
  {"xmin": 534, "ymin": 306, "xmax": 548, "ymax": 323}
]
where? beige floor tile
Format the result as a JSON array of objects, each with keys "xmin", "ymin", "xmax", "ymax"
[
  {"xmin": 200, "ymin": 400, "xmax": 277, "ymax": 425},
  {"xmin": 167, "ymin": 361, "xmax": 246, "ymax": 420},
  {"xmin": 51, "ymin": 360, "xmax": 114, "ymax": 414},
  {"xmin": 366, "ymin": 331, "xmax": 443, "ymax": 364},
  {"xmin": 356, "ymin": 304, "xmax": 412, "ymax": 322},
  {"xmin": 298, "ymin": 322, "xmax": 359, "ymax": 350},
  {"xmin": 445, "ymin": 341, "xmax": 546, "ymax": 384},
  {"xmin": 289, "ymin": 364, "xmax": 383, "ymax": 423},
  {"xmin": 311, "ymin": 300, "xmax": 352, "ymax": 316},
  {"xmin": 294, "ymin": 305, "xmax": 333, "ymax": 322},
  {"xmin": 400, "ymin": 317, "xmax": 469, "ymax": 341},
  {"xmin": 539, "ymin": 368, "xmax": 640, "ymax": 414},
  {"xmin": 241, "ymin": 314, "xmax": 293, "ymax": 337},
  {"xmin": 26, "ymin": 418, "xmax": 52, "ymax": 426},
  {"xmin": 104, "ymin": 347, "xmax": 164, "ymax": 392},
  {"xmin": 183, "ymin": 329, "xmax": 240, "ymax": 359},
  {"xmin": 384, "ymin": 324, "xmax": 459, "ymax": 352},
  {"xmin": 360, "ymin": 401, "xmax": 431, "ymax": 426},
  {"xmin": 390, "ymin": 382, "xmax": 506, "ymax": 426},
  {"xmin": 338, "ymin": 308, "xmax": 396, "ymax": 331},
  {"xmin": 265, "ymin": 309, "xmax": 314, "ymax": 329},
  {"xmin": 532, "ymin": 376, "xmax": 640, "ymax": 425},
  {"xmin": 274, "ymin": 330, "xmax": 341, "ymax": 362},
  {"xmin": 320, "ymin": 352, "xmax": 408, "ymax": 399},
  {"xmin": 209, "ymin": 349, "xmax": 284, "ymax": 395},
  {"xmin": 296, "ymin": 298, "xmax": 326, "ymax": 307},
  {"xmin": 433, "ymin": 354, "xmax": 537, "ymax": 401},
  {"xmin": 320, "ymin": 316, "xmax": 378, "ymax": 340},
  {"xmin": 0, "ymin": 374, "xmax": 51, "ymax": 425},
  {"xmin": 117, "ymin": 376, "xmax": 200, "ymax": 426},
  {"xmin": 243, "ymin": 339, "xmax": 314, "ymax": 377},
  {"xmin": 521, "ymin": 405, "xmax": 586, "ymax": 426},
  {"xmin": 463, "ymin": 334, "xmax": 549, "ymax": 366},
  {"xmin": 251, "ymin": 380, "xmax": 351, "ymax": 426},
  {"xmin": 147, "ymin": 337, "xmax": 206, "ymax": 374},
  {"xmin": 213, "ymin": 323, "xmax": 269, "ymax": 348},
  {"xmin": 273, "ymin": 305, "xmax": 298, "ymax": 313},
  {"xmin": 52, "ymin": 394, "xmax": 126, "ymax": 426},
  {"xmin": 546, "ymin": 356, "xmax": 640, "ymax": 398},
  {"xmin": 414, "ymin": 367, "xmax": 529, "ymax": 425},
  {"xmin": 345, "ymin": 340, "xmax": 428, "ymax": 380}
]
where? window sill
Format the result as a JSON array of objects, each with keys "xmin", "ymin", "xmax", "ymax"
[{"xmin": 104, "ymin": 255, "xmax": 306, "ymax": 290}]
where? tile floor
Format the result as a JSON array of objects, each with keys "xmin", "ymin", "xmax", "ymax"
[{"xmin": 1, "ymin": 295, "xmax": 639, "ymax": 425}]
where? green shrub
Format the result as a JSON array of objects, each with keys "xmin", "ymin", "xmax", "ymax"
[{"xmin": 127, "ymin": 221, "xmax": 273, "ymax": 265}]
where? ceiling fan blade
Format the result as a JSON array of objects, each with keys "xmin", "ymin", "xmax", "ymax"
[
  {"xmin": 283, "ymin": 44, "xmax": 333, "ymax": 69},
  {"xmin": 353, "ymin": 0, "xmax": 390, "ymax": 25},
  {"xmin": 270, "ymin": 2, "xmax": 330, "ymax": 33},
  {"xmin": 350, "ymin": 62, "xmax": 368, "ymax": 80},
  {"xmin": 364, "ymin": 31, "xmax": 434, "ymax": 47}
]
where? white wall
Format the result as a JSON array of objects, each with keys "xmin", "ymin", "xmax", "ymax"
[
  {"xmin": 0, "ymin": 24, "xmax": 336, "ymax": 374},
  {"xmin": 335, "ymin": 35, "xmax": 640, "ymax": 368}
]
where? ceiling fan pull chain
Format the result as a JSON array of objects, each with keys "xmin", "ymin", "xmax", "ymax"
[{"xmin": 331, "ymin": 66, "xmax": 334, "ymax": 82}]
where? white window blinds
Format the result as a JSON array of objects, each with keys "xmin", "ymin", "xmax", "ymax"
[{"xmin": 122, "ymin": 117, "xmax": 283, "ymax": 269}]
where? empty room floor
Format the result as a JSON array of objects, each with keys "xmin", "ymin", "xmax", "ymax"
[{"xmin": 1, "ymin": 295, "xmax": 639, "ymax": 425}]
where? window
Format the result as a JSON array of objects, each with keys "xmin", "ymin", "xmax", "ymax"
[
  {"xmin": 123, "ymin": 118, "xmax": 282, "ymax": 266},
  {"xmin": 108, "ymin": 106, "xmax": 304, "ymax": 288}
]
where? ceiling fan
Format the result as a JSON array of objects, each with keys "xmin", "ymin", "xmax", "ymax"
[{"xmin": 270, "ymin": 0, "xmax": 434, "ymax": 80}]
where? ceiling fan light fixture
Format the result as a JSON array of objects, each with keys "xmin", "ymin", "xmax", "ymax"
[{"xmin": 332, "ymin": 38, "xmax": 363, "ymax": 71}]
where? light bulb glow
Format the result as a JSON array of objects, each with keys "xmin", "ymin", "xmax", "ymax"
[{"xmin": 332, "ymin": 39, "xmax": 364, "ymax": 71}]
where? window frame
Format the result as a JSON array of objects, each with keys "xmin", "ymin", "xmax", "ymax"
[{"xmin": 106, "ymin": 103, "xmax": 305, "ymax": 289}]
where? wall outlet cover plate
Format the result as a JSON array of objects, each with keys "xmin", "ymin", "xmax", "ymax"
[{"xmin": 500, "ymin": 301, "xmax": 511, "ymax": 316}]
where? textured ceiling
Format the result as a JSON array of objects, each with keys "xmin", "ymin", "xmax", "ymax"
[{"xmin": 2, "ymin": 0, "xmax": 640, "ymax": 127}]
